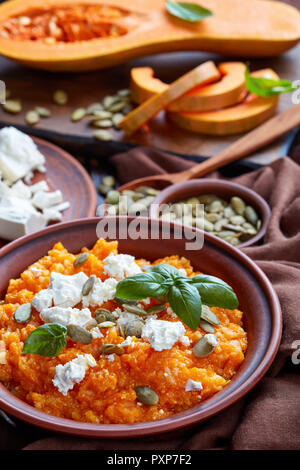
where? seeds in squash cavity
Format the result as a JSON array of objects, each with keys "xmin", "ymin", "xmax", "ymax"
[
  {"xmin": 93, "ymin": 130, "xmax": 112, "ymax": 141},
  {"xmin": 14, "ymin": 303, "xmax": 32, "ymax": 323},
  {"xmin": 123, "ymin": 304, "xmax": 148, "ymax": 316},
  {"xmin": 244, "ymin": 206, "xmax": 258, "ymax": 225},
  {"xmin": 67, "ymin": 324, "xmax": 92, "ymax": 344},
  {"xmin": 102, "ymin": 175, "xmax": 115, "ymax": 188},
  {"xmin": 3, "ymin": 99, "xmax": 22, "ymax": 114},
  {"xmin": 71, "ymin": 108, "xmax": 86, "ymax": 121},
  {"xmin": 230, "ymin": 196, "xmax": 246, "ymax": 215},
  {"xmin": 135, "ymin": 386, "xmax": 158, "ymax": 406},
  {"xmin": 125, "ymin": 320, "xmax": 144, "ymax": 338},
  {"xmin": 35, "ymin": 106, "xmax": 51, "ymax": 117},
  {"xmin": 193, "ymin": 334, "xmax": 218, "ymax": 358},
  {"xmin": 145, "ymin": 304, "xmax": 166, "ymax": 315},
  {"xmin": 82, "ymin": 275, "xmax": 96, "ymax": 296},
  {"xmin": 73, "ymin": 252, "xmax": 89, "ymax": 268},
  {"xmin": 198, "ymin": 319, "xmax": 215, "ymax": 333},
  {"xmin": 25, "ymin": 110, "xmax": 40, "ymax": 125},
  {"xmin": 201, "ymin": 305, "xmax": 220, "ymax": 326},
  {"xmin": 83, "ymin": 319, "xmax": 98, "ymax": 330},
  {"xmin": 53, "ymin": 90, "xmax": 68, "ymax": 105},
  {"xmin": 98, "ymin": 321, "xmax": 116, "ymax": 328},
  {"xmin": 100, "ymin": 344, "xmax": 124, "ymax": 355}
]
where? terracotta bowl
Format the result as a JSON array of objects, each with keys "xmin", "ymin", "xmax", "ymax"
[
  {"xmin": 0, "ymin": 217, "xmax": 281, "ymax": 438},
  {"xmin": 149, "ymin": 179, "xmax": 271, "ymax": 248}
]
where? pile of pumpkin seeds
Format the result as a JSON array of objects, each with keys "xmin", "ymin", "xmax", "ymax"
[
  {"xmin": 1, "ymin": 87, "xmax": 133, "ymax": 139},
  {"xmin": 103, "ymin": 185, "xmax": 160, "ymax": 216}
]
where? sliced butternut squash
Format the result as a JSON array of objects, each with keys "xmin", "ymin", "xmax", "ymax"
[
  {"xmin": 120, "ymin": 61, "xmax": 220, "ymax": 135},
  {"xmin": 167, "ymin": 69, "xmax": 279, "ymax": 135},
  {"xmin": 131, "ymin": 62, "xmax": 247, "ymax": 112},
  {"xmin": 0, "ymin": 0, "xmax": 299, "ymax": 71}
]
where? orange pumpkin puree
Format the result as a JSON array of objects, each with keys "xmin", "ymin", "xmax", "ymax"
[{"xmin": 0, "ymin": 239, "xmax": 247, "ymax": 424}]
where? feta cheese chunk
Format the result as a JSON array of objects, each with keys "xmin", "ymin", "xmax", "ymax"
[
  {"xmin": 43, "ymin": 208, "xmax": 63, "ymax": 223},
  {"xmin": 103, "ymin": 253, "xmax": 141, "ymax": 280},
  {"xmin": 32, "ymin": 289, "xmax": 53, "ymax": 312},
  {"xmin": 32, "ymin": 190, "xmax": 63, "ymax": 210},
  {"xmin": 40, "ymin": 306, "xmax": 92, "ymax": 327},
  {"xmin": 82, "ymin": 277, "xmax": 117, "ymax": 307},
  {"xmin": 50, "ymin": 272, "xmax": 88, "ymax": 308},
  {"xmin": 29, "ymin": 180, "xmax": 50, "ymax": 194},
  {"xmin": 185, "ymin": 379, "xmax": 203, "ymax": 392},
  {"xmin": 53, "ymin": 354, "xmax": 96, "ymax": 396},
  {"xmin": 142, "ymin": 319, "xmax": 186, "ymax": 351},
  {"xmin": 0, "ymin": 208, "xmax": 46, "ymax": 241},
  {"xmin": 10, "ymin": 180, "xmax": 31, "ymax": 199},
  {"xmin": 0, "ymin": 127, "xmax": 45, "ymax": 183}
]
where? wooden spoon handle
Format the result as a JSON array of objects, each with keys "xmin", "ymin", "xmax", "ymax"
[{"xmin": 174, "ymin": 103, "xmax": 300, "ymax": 182}]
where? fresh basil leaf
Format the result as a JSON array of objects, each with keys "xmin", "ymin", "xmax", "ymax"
[
  {"xmin": 116, "ymin": 272, "xmax": 171, "ymax": 300},
  {"xmin": 245, "ymin": 64, "xmax": 297, "ymax": 97},
  {"xmin": 145, "ymin": 264, "xmax": 182, "ymax": 280},
  {"xmin": 189, "ymin": 274, "xmax": 238, "ymax": 309},
  {"xmin": 166, "ymin": 0, "xmax": 212, "ymax": 22},
  {"xmin": 167, "ymin": 280, "xmax": 202, "ymax": 330},
  {"xmin": 22, "ymin": 323, "xmax": 67, "ymax": 357}
]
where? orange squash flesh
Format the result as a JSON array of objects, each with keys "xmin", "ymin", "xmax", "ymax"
[
  {"xmin": 131, "ymin": 62, "xmax": 247, "ymax": 112},
  {"xmin": 167, "ymin": 69, "xmax": 279, "ymax": 136},
  {"xmin": 0, "ymin": 0, "xmax": 299, "ymax": 71},
  {"xmin": 120, "ymin": 61, "xmax": 220, "ymax": 136}
]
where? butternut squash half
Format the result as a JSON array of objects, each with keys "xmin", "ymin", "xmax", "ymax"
[
  {"xmin": 168, "ymin": 69, "xmax": 280, "ymax": 135},
  {"xmin": 0, "ymin": 0, "xmax": 299, "ymax": 71},
  {"xmin": 131, "ymin": 62, "xmax": 247, "ymax": 112}
]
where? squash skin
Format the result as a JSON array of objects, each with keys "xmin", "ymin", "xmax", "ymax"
[
  {"xmin": 0, "ymin": 0, "xmax": 298, "ymax": 72},
  {"xmin": 168, "ymin": 69, "xmax": 279, "ymax": 136},
  {"xmin": 131, "ymin": 63, "xmax": 247, "ymax": 112}
]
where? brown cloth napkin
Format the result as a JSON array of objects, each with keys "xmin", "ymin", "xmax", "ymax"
[{"xmin": 10, "ymin": 150, "xmax": 297, "ymax": 451}]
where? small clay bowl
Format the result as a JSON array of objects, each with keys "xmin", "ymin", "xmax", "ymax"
[
  {"xmin": 149, "ymin": 179, "xmax": 271, "ymax": 248},
  {"xmin": 0, "ymin": 217, "xmax": 281, "ymax": 438}
]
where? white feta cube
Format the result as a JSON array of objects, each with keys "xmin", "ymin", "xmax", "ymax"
[
  {"xmin": 32, "ymin": 190, "xmax": 63, "ymax": 210},
  {"xmin": 50, "ymin": 272, "xmax": 89, "ymax": 308}
]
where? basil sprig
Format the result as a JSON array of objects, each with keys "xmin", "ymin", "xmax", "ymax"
[
  {"xmin": 166, "ymin": 0, "xmax": 213, "ymax": 22},
  {"xmin": 245, "ymin": 64, "xmax": 298, "ymax": 97},
  {"xmin": 22, "ymin": 323, "xmax": 67, "ymax": 357},
  {"xmin": 116, "ymin": 264, "xmax": 238, "ymax": 330}
]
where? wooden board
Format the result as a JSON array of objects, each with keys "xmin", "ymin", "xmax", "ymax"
[{"xmin": 0, "ymin": 37, "xmax": 299, "ymax": 165}]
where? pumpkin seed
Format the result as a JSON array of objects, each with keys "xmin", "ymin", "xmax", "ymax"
[
  {"xmin": 90, "ymin": 110, "xmax": 112, "ymax": 120},
  {"xmin": 35, "ymin": 106, "xmax": 51, "ymax": 117},
  {"xmin": 230, "ymin": 215, "xmax": 246, "ymax": 225},
  {"xmin": 98, "ymin": 321, "xmax": 116, "ymax": 328},
  {"xmin": 106, "ymin": 190, "xmax": 120, "ymax": 205},
  {"xmin": 82, "ymin": 275, "xmax": 96, "ymax": 296},
  {"xmin": 112, "ymin": 112, "xmax": 124, "ymax": 127},
  {"xmin": 73, "ymin": 252, "xmax": 89, "ymax": 267},
  {"xmin": 114, "ymin": 297, "xmax": 138, "ymax": 306},
  {"xmin": 123, "ymin": 304, "xmax": 148, "ymax": 316},
  {"xmin": 214, "ymin": 218, "xmax": 228, "ymax": 231},
  {"xmin": 92, "ymin": 119, "xmax": 113, "ymax": 128},
  {"xmin": 3, "ymin": 99, "xmax": 22, "ymax": 114},
  {"xmin": 230, "ymin": 196, "xmax": 246, "ymax": 215},
  {"xmin": 83, "ymin": 319, "xmax": 98, "ymax": 330},
  {"xmin": 86, "ymin": 103, "xmax": 103, "ymax": 114},
  {"xmin": 108, "ymin": 100, "xmax": 127, "ymax": 113},
  {"xmin": 145, "ymin": 304, "xmax": 166, "ymax": 315},
  {"xmin": 102, "ymin": 175, "xmax": 115, "ymax": 188},
  {"xmin": 13, "ymin": 303, "xmax": 32, "ymax": 323},
  {"xmin": 198, "ymin": 319, "xmax": 215, "ymax": 333},
  {"xmin": 25, "ymin": 110, "xmax": 39, "ymax": 125},
  {"xmin": 107, "ymin": 205, "xmax": 118, "ymax": 215},
  {"xmin": 103, "ymin": 95, "xmax": 119, "ymax": 109},
  {"xmin": 125, "ymin": 320, "xmax": 144, "ymax": 338},
  {"xmin": 206, "ymin": 200, "xmax": 224, "ymax": 213},
  {"xmin": 53, "ymin": 90, "xmax": 68, "ymax": 105},
  {"xmin": 71, "ymin": 108, "xmax": 86, "ymax": 121},
  {"xmin": 97, "ymin": 184, "xmax": 110, "ymax": 196},
  {"xmin": 95, "ymin": 308, "xmax": 115, "ymax": 323},
  {"xmin": 67, "ymin": 324, "xmax": 92, "ymax": 344},
  {"xmin": 201, "ymin": 305, "xmax": 220, "ymax": 326},
  {"xmin": 117, "ymin": 89, "xmax": 130, "ymax": 98},
  {"xmin": 244, "ymin": 206, "xmax": 258, "ymax": 225},
  {"xmin": 93, "ymin": 130, "xmax": 112, "ymax": 141},
  {"xmin": 135, "ymin": 386, "xmax": 158, "ymax": 406},
  {"xmin": 203, "ymin": 220, "xmax": 214, "ymax": 232},
  {"xmin": 100, "ymin": 344, "xmax": 124, "ymax": 355},
  {"xmin": 193, "ymin": 334, "xmax": 218, "ymax": 358}
]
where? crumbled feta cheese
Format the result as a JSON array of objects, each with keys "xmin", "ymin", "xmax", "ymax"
[
  {"xmin": 119, "ymin": 336, "xmax": 133, "ymax": 347},
  {"xmin": 50, "ymin": 272, "xmax": 88, "ymax": 308},
  {"xmin": 32, "ymin": 190, "xmax": 63, "ymax": 210},
  {"xmin": 82, "ymin": 277, "xmax": 117, "ymax": 307},
  {"xmin": 205, "ymin": 334, "xmax": 218, "ymax": 348},
  {"xmin": 42, "ymin": 208, "xmax": 63, "ymax": 223},
  {"xmin": 111, "ymin": 307, "xmax": 123, "ymax": 318},
  {"xmin": 40, "ymin": 306, "xmax": 92, "ymax": 327},
  {"xmin": 107, "ymin": 354, "xmax": 115, "ymax": 362},
  {"xmin": 29, "ymin": 180, "xmax": 49, "ymax": 194},
  {"xmin": 53, "ymin": 354, "xmax": 96, "ymax": 396},
  {"xmin": 10, "ymin": 180, "xmax": 31, "ymax": 199},
  {"xmin": 0, "ymin": 127, "xmax": 45, "ymax": 183},
  {"xmin": 91, "ymin": 327, "xmax": 103, "ymax": 339},
  {"xmin": 103, "ymin": 253, "xmax": 141, "ymax": 280},
  {"xmin": 50, "ymin": 201, "xmax": 70, "ymax": 212},
  {"xmin": 32, "ymin": 289, "xmax": 53, "ymax": 312},
  {"xmin": 142, "ymin": 319, "xmax": 186, "ymax": 351},
  {"xmin": 185, "ymin": 379, "xmax": 203, "ymax": 392},
  {"xmin": 180, "ymin": 336, "xmax": 190, "ymax": 346},
  {"xmin": 29, "ymin": 266, "xmax": 43, "ymax": 276}
]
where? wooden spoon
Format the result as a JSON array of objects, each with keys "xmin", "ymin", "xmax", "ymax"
[{"xmin": 118, "ymin": 103, "xmax": 300, "ymax": 191}]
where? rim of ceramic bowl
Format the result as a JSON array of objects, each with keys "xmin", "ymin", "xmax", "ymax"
[
  {"xmin": 0, "ymin": 217, "xmax": 281, "ymax": 438},
  {"xmin": 148, "ymin": 179, "xmax": 271, "ymax": 249}
]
